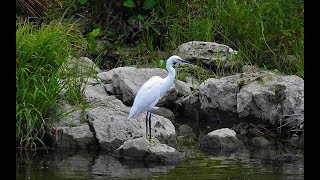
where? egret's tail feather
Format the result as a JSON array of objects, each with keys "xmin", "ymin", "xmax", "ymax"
[{"xmin": 128, "ymin": 108, "xmax": 146, "ymax": 120}]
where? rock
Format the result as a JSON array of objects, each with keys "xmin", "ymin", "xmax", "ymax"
[
  {"xmin": 104, "ymin": 84, "xmax": 114, "ymax": 95},
  {"xmin": 207, "ymin": 128, "xmax": 237, "ymax": 137},
  {"xmin": 237, "ymin": 73, "xmax": 304, "ymax": 128},
  {"xmin": 198, "ymin": 71, "xmax": 304, "ymax": 132},
  {"xmin": 83, "ymin": 77, "xmax": 101, "ymax": 85},
  {"xmin": 116, "ymin": 137, "xmax": 151, "ymax": 159},
  {"xmin": 174, "ymin": 80, "xmax": 192, "ymax": 96},
  {"xmin": 178, "ymin": 125, "xmax": 196, "ymax": 139},
  {"xmin": 97, "ymin": 71, "xmax": 114, "ymax": 83},
  {"xmin": 84, "ymin": 84, "xmax": 112, "ymax": 104},
  {"xmin": 250, "ymin": 137, "xmax": 270, "ymax": 147},
  {"xmin": 151, "ymin": 106, "xmax": 175, "ymax": 122},
  {"xmin": 246, "ymin": 126, "xmax": 265, "ymax": 137},
  {"xmin": 298, "ymin": 131, "xmax": 304, "ymax": 148},
  {"xmin": 175, "ymin": 41, "xmax": 238, "ymax": 67},
  {"xmin": 146, "ymin": 143, "xmax": 184, "ymax": 163},
  {"xmin": 199, "ymin": 128, "xmax": 242, "ymax": 152},
  {"xmin": 45, "ymin": 101, "xmax": 97, "ymax": 149},
  {"xmin": 174, "ymin": 93, "xmax": 200, "ymax": 131},
  {"xmin": 85, "ymin": 97, "xmax": 176, "ymax": 151},
  {"xmin": 199, "ymin": 76, "xmax": 239, "ymax": 131},
  {"xmin": 199, "ymin": 77, "xmax": 238, "ymax": 113},
  {"xmin": 110, "ymin": 67, "xmax": 178, "ymax": 106},
  {"xmin": 271, "ymin": 154, "xmax": 303, "ymax": 163},
  {"xmin": 242, "ymin": 65, "xmax": 260, "ymax": 73},
  {"xmin": 116, "ymin": 137, "xmax": 184, "ymax": 164},
  {"xmin": 47, "ymin": 102, "xmax": 83, "ymax": 127},
  {"xmin": 67, "ymin": 56, "xmax": 102, "ymax": 75},
  {"xmin": 50, "ymin": 125, "xmax": 97, "ymax": 149},
  {"xmin": 91, "ymin": 153, "xmax": 173, "ymax": 178},
  {"xmin": 177, "ymin": 125, "xmax": 196, "ymax": 146}
]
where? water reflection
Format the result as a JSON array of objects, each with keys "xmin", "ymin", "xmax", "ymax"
[{"xmin": 16, "ymin": 146, "xmax": 303, "ymax": 179}]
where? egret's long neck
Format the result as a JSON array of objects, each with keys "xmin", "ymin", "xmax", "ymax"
[{"xmin": 160, "ymin": 61, "xmax": 175, "ymax": 97}]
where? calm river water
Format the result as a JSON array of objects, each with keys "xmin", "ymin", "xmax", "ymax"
[{"xmin": 16, "ymin": 145, "xmax": 303, "ymax": 179}]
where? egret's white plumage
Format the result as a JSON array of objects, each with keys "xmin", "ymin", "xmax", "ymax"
[
  {"xmin": 128, "ymin": 76, "xmax": 163, "ymax": 118},
  {"xmin": 128, "ymin": 55, "xmax": 190, "ymax": 139}
]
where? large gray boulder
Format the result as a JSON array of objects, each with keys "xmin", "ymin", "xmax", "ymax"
[
  {"xmin": 85, "ymin": 96, "xmax": 176, "ymax": 151},
  {"xmin": 110, "ymin": 67, "xmax": 178, "ymax": 107},
  {"xmin": 116, "ymin": 137, "xmax": 184, "ymax": 164},
  {"xmin": 50, "ymin": 125, "xmax": 97, "ymax": 149},
  {"xmin": 199, "ymin": 76, "xmax": 238, "ymax": 113},
  {"xmin": 91, "ymin": 153, "xmax": 173, "ymax": 179},
  {"xmin": 198, "ymin": 76, "xmax": 239, "ymax": 131},
  {"xmin": 199, "ymin": 128, "xmax": 242, "ymax": 152},
  {"xmin": 45, "ymin": 102, "xmax": 97, "ymax": 149},
  {"xmin": 175, "ymin": 41, "xmax": 238, "ymax": 67},
  {"xmin": 84, "ymin": 83, "xmax": 113, "ymax": 104},
  {"xmin": 198, "ymin": 70, "xmax": 304, "ymax": 131},
  {"xmin": 237, "ymin": 73, "xmax": 304, "ymax": 128}
]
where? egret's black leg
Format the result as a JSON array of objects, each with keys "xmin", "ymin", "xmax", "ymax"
[
  {"xmin": 149, "ymin": 112, "xmax": 152, "ymax": 140},
  {"xmin": 146, "ymin": 112, "xmax": 149, "ymax": 139}
]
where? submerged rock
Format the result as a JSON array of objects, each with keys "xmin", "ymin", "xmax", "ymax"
[
  {"xmin": 177, "ymin": 125, "xmax": 197, "ymax": 146},
  {"xmin": 250, "ymin": 137, "xmax": 270, "ymax": 147},
  {"xmin": 271, "ymin": 154, "xmax": 303, "ymax": 163},
  {"xmin": 199, "ymin": 128, "xmax": 242, "ymax": 152},
  {"xmin": 178, "ymin": 125, "xmax": 196, "ymax": 139},
  {"xmin": 116, "ymin": 137, "xmax": 184, "ymax": 164}
]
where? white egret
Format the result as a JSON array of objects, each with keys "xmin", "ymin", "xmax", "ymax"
[{"xmin": 128, "ymin": 55, "xmax": 191, "ymax": 140}]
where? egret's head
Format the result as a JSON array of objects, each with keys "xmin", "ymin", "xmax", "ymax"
[{"xmin": 167, "ymin": 55, "xmax": 191, "ymax": 65}]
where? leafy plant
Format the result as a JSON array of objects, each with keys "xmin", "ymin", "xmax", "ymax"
[
  {"xmin": 123, "ymin": 0, "xmax": 157, "ymax": 10},
  {"xmin": 78, "ymin": 0, "xmax": 88, "ymax": 5},
  {"xmin": 87, "ymin": 27, "xmax": 101, "ymax": 54}
]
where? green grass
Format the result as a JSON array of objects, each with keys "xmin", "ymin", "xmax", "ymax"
[
  {"xmin": 106, "ymin": 0, "xmax": 304, "ymax": 77},
  {"xmin": 16, "ymin": 18, "xmax": 88, "ymax": 149},
  {"xmin": 156, "ymin": 0, "xmax": 304, "ymax": 77},
  {"xmin": 42, "ymin": 0, "xmax": 304, "ymax": 78}
]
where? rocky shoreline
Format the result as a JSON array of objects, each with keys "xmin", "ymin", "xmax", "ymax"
[{"xmin": 44, "ymin": 41, "xmax": 304, "ymax": 165}]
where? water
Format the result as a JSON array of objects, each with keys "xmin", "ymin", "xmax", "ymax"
[{"xmin": 16, "ymin": 146, "xmax": 304, "ymax": 179}]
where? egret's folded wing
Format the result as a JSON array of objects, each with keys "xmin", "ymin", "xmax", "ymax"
[{"xmin": 128, "ymin": 76, "xmax": 163, "ymax": 118}]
